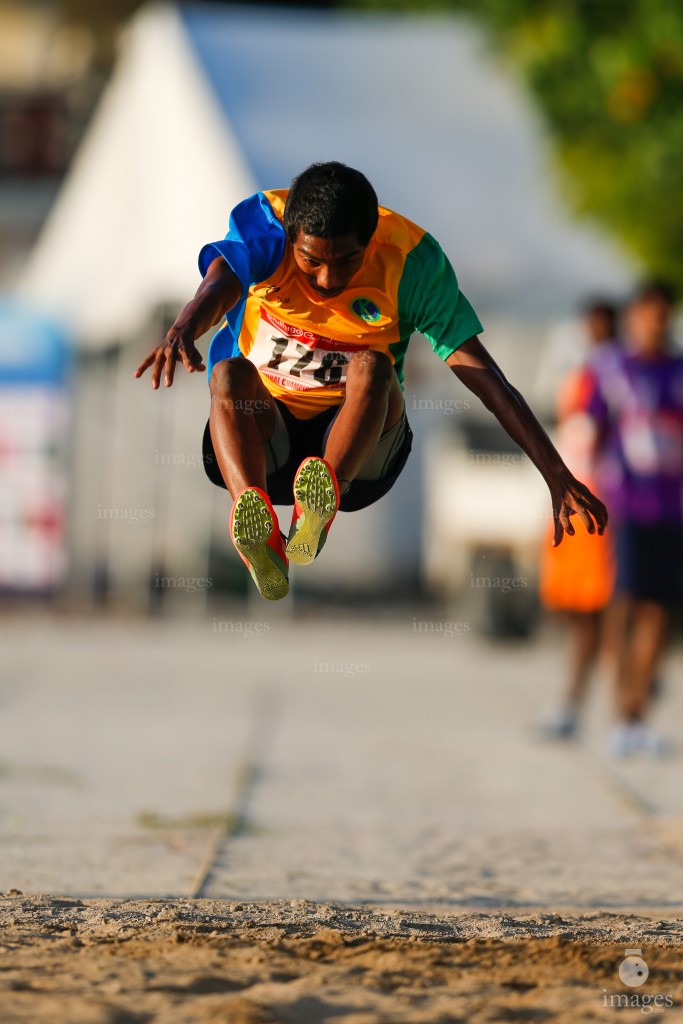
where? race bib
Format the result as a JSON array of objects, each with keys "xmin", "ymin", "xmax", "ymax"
[
  {"xmin": 621, "ymin": 410, "xmax": 683, "ymax": 475},
  {"xmin": 248, "ymin": 309, "xmax": 361, "ymax": 392}
]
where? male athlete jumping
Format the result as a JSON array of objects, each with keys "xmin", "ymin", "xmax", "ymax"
[{"xmin": 136, "ymin": 162, "xmax": 607, "ymax": 600}]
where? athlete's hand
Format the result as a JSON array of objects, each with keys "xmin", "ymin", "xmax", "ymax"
[
  {"xmin": 135, "ymin": 326, "xmax": 206, "ymax": 389},
  {"xmin": 548, "ymin": 470, "xmax": 608, "ymax": 547}
]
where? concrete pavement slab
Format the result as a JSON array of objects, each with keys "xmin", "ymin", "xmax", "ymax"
[{"xmin": 0, "ymin": 612, "xmax": 681, "ymax": 907}]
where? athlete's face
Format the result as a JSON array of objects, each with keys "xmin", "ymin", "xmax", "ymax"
[
  {"xmin": 626, "ymin": 295, "xmax": 673, "ymax": 355},
  {"xmin": 292, "ymin": 232, "xmax": 366, "ymax": 298}
]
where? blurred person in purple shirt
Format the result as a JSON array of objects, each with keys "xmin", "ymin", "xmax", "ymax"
[{"xmin": 586, "ymin": 281, "xmax": 683, "ymax": 755}]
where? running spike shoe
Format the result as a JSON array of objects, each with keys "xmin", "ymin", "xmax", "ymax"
[
  {"xmin": 230, "ymin": 487, "xmax": 289, "ymax": 600},
  {"xmin": 286, "ymin": 457, "xmax": 340, "ymax": 566}
]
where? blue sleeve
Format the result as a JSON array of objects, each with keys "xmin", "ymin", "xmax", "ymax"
[
  {"xmin": 197, "ymin": 192, "xmax": 285, "ymax": 296},
  {"xmin": 201, "ymin": 193, "xmax": 285, "ymax": 379}
]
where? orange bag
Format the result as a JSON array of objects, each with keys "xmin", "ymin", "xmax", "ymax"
[{"xmin": 539, "ymin": 366, "xmax": 615, "ymax": 612}]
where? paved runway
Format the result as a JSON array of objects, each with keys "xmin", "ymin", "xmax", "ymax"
[{"xmin": 1, "ymin": 610, "xmax": 682, "ymax": 907}]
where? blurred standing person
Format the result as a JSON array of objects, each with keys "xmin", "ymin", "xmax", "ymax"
[
  {"xmin": 586, "ymin": 282, "xmax": 683, "ymax": 755},
  {"xmin": 539, "ymin": 301, "xmax": 618, "ymax": 738}
]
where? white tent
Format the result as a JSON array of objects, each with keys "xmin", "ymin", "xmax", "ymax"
[
  {"xmin": 17, "ymin": 3, "xmax": 253, "ymax": 348},
  {"xmin": 14, "ymin": 3, "xmax": 633, "ymax": 602}
]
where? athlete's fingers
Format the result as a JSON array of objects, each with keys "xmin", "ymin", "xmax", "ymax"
[
  {"xmin": 134, "ymin": 351, "xmax": 157, "ymax": 378},
  {"xmin": 573, "ymin": 486, "xmax": 608, "ymax": 536},
  {"xmin": 552, "ymin": 499, "xmax": 573, "ymax": 547},
  {"xmin": 560, "ymin": 504, "xmax": 576, "ymax": 538},
  {"xmin": 591, "ymin": 495, "xmax": 608, "ymax": 534},
  {"xmin": 151, "ymin": 348, "xmax": 167, "ymax": 390},
  {"xmin": 184, "ymin": 345, "xmax": 206, "ymax": 373},
  {"xmin": 165, "ymin": 348, "xmax": 178, "ymax": 387},
  {"xmin": 190, "ymin": 348, "xmax": 206, "ymax": 371},
  {"xmin": 179, "ymin": 345, "xmax": 204, "ymax": 373},
  {"xmin": 551, "ymin": 477, "xmax": 608, "ymax": 546},
  {"xmin": 551, "ymin": 504, "xmax": 564, "ymax": 547},
  {"xmin": 178, "ymin": 344, "xmax": 194, "ymax": 372},
  {"xmin": 573, "ymin": 501, "xmax": 596, "ymax": 535}
]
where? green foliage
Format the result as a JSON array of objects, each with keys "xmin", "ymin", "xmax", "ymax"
[{"xmin": 349, "ymin": 0, "xmax": 683, "ymax": 288}]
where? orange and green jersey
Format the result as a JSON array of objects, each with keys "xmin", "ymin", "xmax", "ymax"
[{"xmin": 199, "ymin": 189, "xmax": 483, "ymax": 419}]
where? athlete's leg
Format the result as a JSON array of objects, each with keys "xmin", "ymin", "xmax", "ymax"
[
  {"xmin": 285, "ymin": 355, "xmax": 408, "ymax": 564},
  {"xmin": 604, "ymin": 594, "xmax": 631, "ymax": 714},
  {"xmin": 322, "ymin": 351, "xmax": 404, "ymax": 494},
  {"xmin": 565, "ymin": 609, "xmax": 603, "ymax": 707},
  {"xmin": 620, "ymin": 600, "xmax": 669, "ymax": 721},
  {"xmin": 209, "ymin": 358, "xmax": 279, "ymax": 498},
  {"xmin": 209, "ymin": 359, "xmax": 289, "ymax": 600}
]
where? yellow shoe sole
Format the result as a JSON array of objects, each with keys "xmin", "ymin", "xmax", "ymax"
[
  {"xmin": 232, "ymin": 489, "xmax": 289, "ymax": 601},
  {"xmin": 286, "ymin": 460, "xmax": 337, "ymax": 566}
]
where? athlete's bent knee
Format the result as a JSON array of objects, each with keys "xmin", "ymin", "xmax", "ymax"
[
  {"xmin": 209, "ymin": 357, "xmax": 259, "ymax": 398},
  {"xmin": 347, "ymin": 350, "xmax": 394, "ymax": 392}
]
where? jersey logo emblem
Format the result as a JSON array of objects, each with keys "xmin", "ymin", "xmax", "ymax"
[{"xmin": 351, "ymin": 298, "xmax": 381, "ymax": 323}]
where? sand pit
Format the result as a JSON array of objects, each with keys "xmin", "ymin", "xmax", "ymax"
[{"xmin": 1, "ymin": 896, "xmax": 681, "ymax": 1023}]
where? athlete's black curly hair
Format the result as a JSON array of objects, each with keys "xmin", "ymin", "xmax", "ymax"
[{"xmin": 283, "ymin": 162, "xmax": 379, "ymax": 247}]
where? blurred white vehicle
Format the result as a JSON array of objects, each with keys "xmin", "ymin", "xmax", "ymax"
[{"xmin": 424, "ymin": 422, "xmax": 548, "ymax": 636}]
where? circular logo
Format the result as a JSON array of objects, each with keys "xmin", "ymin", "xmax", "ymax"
[
  {"xmin": 351, "ymin": 297, "xmax": 381, "ymax": 323},
  {"xmin": 619, "ymin": 952, "xmax": 649, "ymax": 987}
]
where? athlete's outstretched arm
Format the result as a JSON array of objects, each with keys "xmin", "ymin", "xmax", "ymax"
[
  {"xmin": 135, "ymin": 257, "xmax": 242, "ymax": 389},
  {"xmin": 446, "ymin": 335, "xmax": 608, "ymax": 547}
]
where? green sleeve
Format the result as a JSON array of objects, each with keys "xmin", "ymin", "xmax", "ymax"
[{"xmin": 397, "ymin": 233, "xmax": 483, "ymax": 360}]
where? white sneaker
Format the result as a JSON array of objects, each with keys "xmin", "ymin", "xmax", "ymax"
[
  {"xmin": 537, "ymin": 707, "xmax": 578, "ymax": 740},
  {"xmin": 608, "ymin": 723, "xmax": 641, "ymax": 758},
  {"xmin": 631, "ymin": 723, "xmax": 670, "ymax": 758},
  {"xmin": 608, "ymin": 722, "xmax": 670, "ymax": 758}
]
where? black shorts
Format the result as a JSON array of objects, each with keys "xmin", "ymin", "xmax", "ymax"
[
  {"xmin": 614, "ymin": 521, "xmax": 683, "ymax": 605},
  {"xmin": 202, "ymin": 399, "xmax": 413, "ymax": 512}
]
